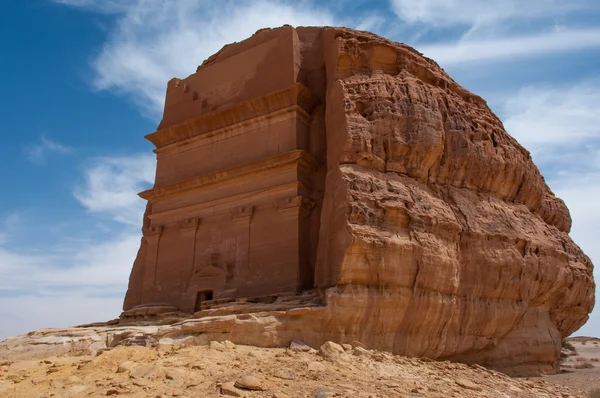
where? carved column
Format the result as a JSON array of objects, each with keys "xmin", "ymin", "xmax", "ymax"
[
  {"xmin": 275, "ymin": 196, "xmax": 315, "ymax": 290},
  {"xmin": 141, "ymin": 225, "xmax": 162, "ymax": 303},
  {"xmin": 230, "ymin": 206, "xmax": 253, "ymax": 278},
  {"xmin": 179, "ymin": 217, "xmax": 200, "ymax": 285}
]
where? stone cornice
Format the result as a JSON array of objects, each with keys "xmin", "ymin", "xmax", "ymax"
[
  {"xmin": 146, "ymin": 83, "xmax": 318, "ymax": 150},
  {"xmin": 147, "ymin": 181, "xmax": 309, "ymax": 226},
  {"xmin": 139, "ymin": 150, "xmax": 319, "ymax": 202}
]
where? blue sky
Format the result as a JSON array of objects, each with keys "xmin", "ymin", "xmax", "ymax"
[{"xmin": 0, "ymin": 0, "xmax": 599, "ymax": 341}]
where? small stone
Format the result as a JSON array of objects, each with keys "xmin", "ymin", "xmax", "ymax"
[
  {"xmin": 234, "ymin": 374, "xmax": 264, "ymax": 391},
  {"xmin": 273, "ymin": 369, "xmax": 296, "ymax": 380},
  {"xmin": 371, "ymin": 353, "xmax": 385, "ymax": 362},
  {"xmin": 223, "ymin": 340, "xmax": 236, "ymax": 349},
  {"xmin": 319, "ymin": 341, "xmax": 345, "ymax": 359},
  {"xmin": 106, "ymin": 389, "xmax": 119, "ymax": 396},
  {"xmin": 315, "ymin": 387, "xmax": 334, "ymax": 398},
  {"xmin": 166, "ymin": 368, "xmax": 187, "ymax": 380},
  {"xmin": 509, "ymin": 385, "xmax": 523, "ymax": 393},
  {"xmin": 272, "ymin": 393, "xmax": 291, "ymax": 398},
  {"xmin": 342, "ymin": 344, "xmax": 352, "ymax": 351},
  {"xmin": 290, "ymin": 339, "xmax": 313, "ymax": 352},
  {"xmin": 130, "ymin": 362, "xmax": 161, "ymax": 379},
  {"xmin": 132, "ymin": 379, "xmax": 148, "ymax": 387},
  {"xmin": 117, "ymin": 361, "xmax": 135, "ymax": 373},
  {"xmin": 209, "ymin": 341, "xmax": 226, "ymax": 351},
  {"xmin": 308, "ymin": 361, "xmax": 326, "ymax": 372},
  {"xmin": 455, "ymin": 378, "xmax": 482, "ymax": 391},
  {"xmin": 31, "ymin": 377, "xmax": 46, "ymax": 385},
  {"xmin": 221, "ymin": 381, "xmax": 244, "ymax": 397},
  {"xmin": 353, "ymin": 347, "xmax": 370, "ymax": 356}
]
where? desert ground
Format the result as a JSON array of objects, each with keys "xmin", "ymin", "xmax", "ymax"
[
  {"xmin": 1, "ymin": 338, "xmax": 595, "ymax": 398},
  {"xmin": 539, "ymin": 337, "xmax": 600, "ymax": 396}
]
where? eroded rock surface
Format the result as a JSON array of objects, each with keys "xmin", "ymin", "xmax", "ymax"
[{"xmin": 7, "ymin": 26, "xmax": 591, "ymax": 377}]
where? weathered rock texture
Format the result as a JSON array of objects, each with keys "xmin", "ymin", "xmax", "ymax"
[{"xmin": 122, "ymin": 26, "xmax": 595, "ymax": 375}]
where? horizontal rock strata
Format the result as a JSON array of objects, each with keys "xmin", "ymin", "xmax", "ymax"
[{"xmin": 117, "ymin": 26, "xmax": 595, "ymax": 376}]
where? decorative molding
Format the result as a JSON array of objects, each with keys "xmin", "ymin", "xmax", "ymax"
[
  {"xmin": 276, "ymin": 196, "xmax": 316, "ymax": 218},
  {"xmin": 139, "ymin": 150, "xmax": 318, "ymax": 202},
  {"xmin": 230, "ymin": 206, "xmax": 254, "ymax": 220},
  {"xmin": 177, "ymin": 217, "xmax": 200, "ymax": 231},
  {"xmin": 142, "ymin": 225, "xmax": 163, "ymax": 237},
  {"xmin": 146, "ymin": 82, "xmax": 319, "ymax": 150}
]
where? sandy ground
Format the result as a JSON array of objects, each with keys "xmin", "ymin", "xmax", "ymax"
[
  {"xmin": 0, "ymin": 340, "xmax": 587, "ymax": 398},
  {"xmin": 539, "ymin": 338, "xmax": 600, "ymax": 397}
]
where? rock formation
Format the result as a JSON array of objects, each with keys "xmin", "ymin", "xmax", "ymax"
[{"xmin": 120, "ymin": 26, "xmax": 594, "ymax": 376}]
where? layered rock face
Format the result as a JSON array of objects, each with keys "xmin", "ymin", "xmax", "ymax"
[{"xmin": 122, "ymin": 26, "xmax": 595, "ymax": 375}]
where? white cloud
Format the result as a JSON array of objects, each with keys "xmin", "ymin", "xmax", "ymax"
[
  {"xmin": 26, "ymin": 136, "xmax": 71, "ymax": 163},
  {"xmin": 74, "ymin": 154, "xmax": 155, "ymax": 225},
  {"xmin": 79, "ymin": 0, "xmax": 335, "ymax": 117},
  {"xmin": 0, "ymin": 233, "xmax": 139, "ymax": 294},
  {"xmin": 0, "ymin": 152, "xmax": 154, "ymax": 340},
  {"xmin": 390, "ymin": 0, "xmax": 592, "ymax": 27},
  {"xmin": 52, "ymin": 0, "xmax": 128, "ymax": 13},
  {"xmin": 503, "ymin": 81, "xmax": 600, "ymax": 153},
  {"xmin": 417, "ymin": 28, "xmax": 600, "ymax": 66},
  {"xmin": 552, "ymin": 170, "xmax": 600, "ymax": 337},
  {"xmin": 0, "ymin": 295, "xmax": 123, "ymax": 340},
  {"xmin": 498, "ymin": 82, "xmax": 600, "ymax": 337}
]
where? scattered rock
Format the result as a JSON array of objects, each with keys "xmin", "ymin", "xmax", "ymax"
[
  {"xmin": 234, "ymin": 374, "xmax": 264, "ymax": 391},
  {"xmin": 353, "ymin": 347, "xmax": 370, "ymax": 356},
  {"xmin": 319, "ymin": 342, "xmax": 345, "ymax": 359},
  {"xmin": 129, "ymin": 362, "xmax": 161, "ymax": 379},
  {"xmin": 273, "ymin": 369, "xmax": 296, "ymax": 380},
  {"xmin": 455, "ymin": 378, "xmax": 483, "ymax": 391},
  {"xmin": 342, "ymin": 344, "xmax": 352, "ymax": 351},
  {"xmin": 315, "ymin": 387, "xmax": 334, "ymax": 398},
  {"xmin": 117, "ymin": 361, "xmax": 135, "ymax": 373},
  {"xmin": 166, "ymin": 368, "xmax": 187, "ymax": 380},
  {"xmin": 290, "ymin": 339, "xmax": 313, "ymax": 352},
  {"xmin": 209, "ymin": 341, "xmax": 226, "ymax": 351},
  {"xmin": 308, "ymin": 361, "xmax": 327, "ymax": 372},
  {"xmin": 223, "ymin": 340, "xmax": 237, "ymax": 349},
  {"xmin": 221, "ymin": 381, "xmax": 244, "ymax": 397}
]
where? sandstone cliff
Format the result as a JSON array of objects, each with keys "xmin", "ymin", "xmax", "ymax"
[{"xmin": 92, "ymin": 26, "xmax": 598, "ymax": 376}]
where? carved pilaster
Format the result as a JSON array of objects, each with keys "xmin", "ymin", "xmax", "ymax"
[
  {"xmin": 141, "ymin": 224, "xmax": 163, "ymax": 302},
  {"xmin": 178, "ymin": 218, "xmax": 200, "ymax": 296},
  {"xmin": 230, "ymin": 206, "xmax": 253, "ymax": 274},
  {"xmin": 178, "ymin": 217, "xmax": 200, "ymax": 236}
]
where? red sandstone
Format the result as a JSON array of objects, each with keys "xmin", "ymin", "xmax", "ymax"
[{"xmin": 121, "ymin": 26, "xmax": 595, "ymax": 376}]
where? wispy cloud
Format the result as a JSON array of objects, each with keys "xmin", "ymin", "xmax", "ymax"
[
  {"xmin": 60, "ymin": 0, "xmax": 335, "ymax": 118},
  {"xmin": 0, "ymin": 152, "xmax": 152, "ymax": 340},
  {"xmin": 0, "ymin": 232, "xmax": 138, "ymax": 294},
  {"xmin": 502, "ymin": 81, "xmax": 600, "ymax": 164},
  {"xmin": 497, "ymin": 81, "xmax": 600, "ymax": 336},
  {"xmin": 51, "ymin": 0, "xmax": 129, "ymax": 14},
  {"xmin": 74, "ymin": 154, "xmax": 155, "ymax": 225},
  {"xmin": 25, "ymin": 136, "xmax": 72, "ymax": 163},
  {"xmin": 417, "ymin": 28, "xmax": 600, "ymax": 65},
  {"xmin": 390, "ymin": 0, "xmax": 594, "ymax": 27}
]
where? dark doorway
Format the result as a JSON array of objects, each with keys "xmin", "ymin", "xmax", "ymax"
[{"xmin": 194, "ymin": 290, "xmax": 214, "ymax": 312}]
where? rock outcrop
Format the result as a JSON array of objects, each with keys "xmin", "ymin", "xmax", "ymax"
[{"xmin": 117, "ymin": 26, "xmax": 593, "ymax": 375}]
